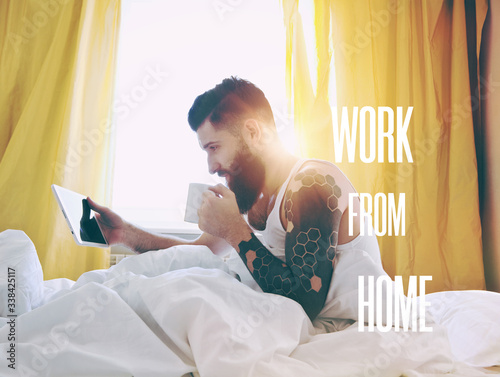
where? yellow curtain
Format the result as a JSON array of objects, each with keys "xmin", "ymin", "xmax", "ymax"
[
  {"xmin": 0, "ymin": 0, "xmax": 121, "ymax": 280},
  {"xmin": 282, "ymin": 0, "xmax": 487, "ymax": 292}
]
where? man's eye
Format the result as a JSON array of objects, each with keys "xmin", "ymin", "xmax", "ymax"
[{"xmin": 210, "ymin": 146, "xmax": 218, "ymax": 151}]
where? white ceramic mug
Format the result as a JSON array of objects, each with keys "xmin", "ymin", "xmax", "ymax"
[{"xmin": 184, "ymin": 183, "xmax": 212, "ymax": 223}]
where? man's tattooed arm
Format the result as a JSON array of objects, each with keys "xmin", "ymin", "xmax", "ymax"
[{"xmin": 237, "ymin": 167, "xmax": 343, "ymax": 320}]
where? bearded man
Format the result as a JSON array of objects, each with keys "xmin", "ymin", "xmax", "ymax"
[{"xmin": 88, "ymin": 77, "xmax": 385, "ymax": 325}]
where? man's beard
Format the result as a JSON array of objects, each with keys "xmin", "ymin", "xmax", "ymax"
[{"xmin": 223, "ymin": 143, "xmax": 265, "ymax": 214}]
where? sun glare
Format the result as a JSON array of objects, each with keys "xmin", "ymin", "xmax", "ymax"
[{"xmin": 111, "ymin": 0, "xmax": 294, "ymax": 230}]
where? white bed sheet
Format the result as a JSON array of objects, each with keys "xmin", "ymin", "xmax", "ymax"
[{"xmin": 1, "ymin": 230, "xmax": 499, "ymax": 376}]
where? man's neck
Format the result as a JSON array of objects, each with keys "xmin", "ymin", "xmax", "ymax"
[
  {"xmin": 246, "ymin": 148, "xmax": 299, "ymax": 231},
  {"xmin": 261, "ymin": 148, "xmax": 299, "ymax": 199}
]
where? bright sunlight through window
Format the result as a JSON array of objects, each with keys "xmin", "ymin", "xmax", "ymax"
[{"xmin": 111, "ymin": 0, "xmax": 295, "ymax": 232}]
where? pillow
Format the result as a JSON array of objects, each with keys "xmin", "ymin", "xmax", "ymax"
[
  {"xmin": 425, "ymin": 290, "xmax": 500, "ymax": 367},
  {"xmin": 0, "ymin": 229, "xmax": 44, "ymax": 316}
]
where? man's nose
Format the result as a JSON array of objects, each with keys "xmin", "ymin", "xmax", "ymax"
[{"xmin": 208, "ymin": 157, "xmax": 220, "ymax": 175}]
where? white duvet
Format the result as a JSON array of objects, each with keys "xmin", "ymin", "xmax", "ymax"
[{"xmin": 0, "ymin": 229, "xmax": 499, "ymax": 377}]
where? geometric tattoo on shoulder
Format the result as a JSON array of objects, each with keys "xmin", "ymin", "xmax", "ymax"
[
  {"xmin": 284, "ymin": 168, "xmax": 342, "ymax": 292},
  {"xmin": 237, "ymin": 166, "xmax": 343, "ymax": 320}
]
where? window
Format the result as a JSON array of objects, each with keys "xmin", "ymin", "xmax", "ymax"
[{"xmin": 111, "ymin": 0, "xmax": 294, "ymax": 232}]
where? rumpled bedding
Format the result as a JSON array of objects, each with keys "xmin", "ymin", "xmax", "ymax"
[{"xmin": 0, "ymin": 229, "xmax": 499, "ymax": 377}]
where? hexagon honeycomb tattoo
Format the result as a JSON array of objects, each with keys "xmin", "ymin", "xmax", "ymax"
[{"xmin": 238, "ymin": 167, "xmax": 343, "ymax": 320}]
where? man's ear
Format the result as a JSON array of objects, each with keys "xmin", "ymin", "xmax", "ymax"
[{"xmin": 242, "ymin": 119, "xmax": 262, "ymax": 146}]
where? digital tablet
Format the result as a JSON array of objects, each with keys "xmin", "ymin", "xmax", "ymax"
[{"xmin": 51, "ymin": 184, "xmax": 108, "ymax": 248}]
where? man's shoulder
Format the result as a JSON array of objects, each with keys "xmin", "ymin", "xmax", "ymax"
[
  {"xmin": 283, "ymin": 159, "xmax": 352, "ymax": 214},
  {"xmin": 288, "ymin": 159, "xmax": 349, "ymax": 191}
]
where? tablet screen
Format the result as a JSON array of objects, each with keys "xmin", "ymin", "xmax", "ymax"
[{"xmin": 52, "ymin": 184, "xmax": 108, "ymax": 247}]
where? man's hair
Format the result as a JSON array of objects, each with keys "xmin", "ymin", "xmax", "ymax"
[{"xmin": 188, "ymin": 77, "xmax": 275, "ymax": 132}]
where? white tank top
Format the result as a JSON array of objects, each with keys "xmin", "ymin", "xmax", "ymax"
[{"xmin": 258, "ymin": 159, "xmax": 382, "ymax": 261}]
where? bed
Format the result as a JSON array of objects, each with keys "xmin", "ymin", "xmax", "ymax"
[{"xmin": 1, "ymin": 229, "xmax": 499, "ymax": 376}]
